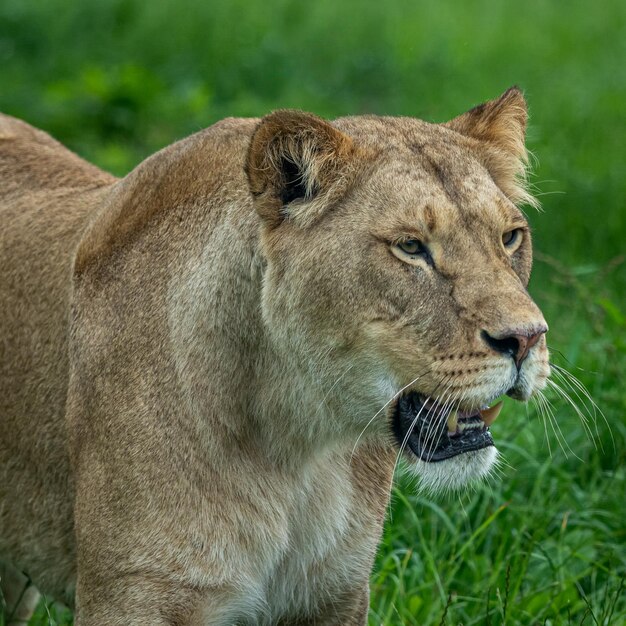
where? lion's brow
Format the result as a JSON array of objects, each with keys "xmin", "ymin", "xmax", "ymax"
[
  {"xmin": 409, "ymin": 142, "xmax": 462, "ymax": 208},
  {"xmin": 422, "ymin": 204, "xmax": 437, "ymax": 233}
]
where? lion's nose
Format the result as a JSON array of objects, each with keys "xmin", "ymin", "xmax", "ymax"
[{"xmin": 481, "ymin": 325, "xmax": 547, "ymax": 369}]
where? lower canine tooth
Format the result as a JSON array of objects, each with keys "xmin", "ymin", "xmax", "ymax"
[
  {"xmin": 447, "ymin": 412, "xmax": 459, "ymax": 432},
  {"xmin": 479, "ymin": 401, "xmax": 503, "ymax": 426}
]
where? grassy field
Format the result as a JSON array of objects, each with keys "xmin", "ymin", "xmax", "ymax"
[{"xmin": 1, "ymin": 0, "xmax": 624, "ymax": 624}]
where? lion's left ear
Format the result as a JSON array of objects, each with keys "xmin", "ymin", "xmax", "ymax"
[
  {"xmin": 246, "ymin": 110, "xmax": 355, "ymax": 228},
  {"xmin": 445, "ymin": 87, "xmax": 537, "ymax": 207}
]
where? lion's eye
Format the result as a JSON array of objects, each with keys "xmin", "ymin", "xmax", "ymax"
[
  {"xmin": 392, "ymin": 239, "xmax": 434, "ymax": 267},
  {"xmin": 398, "ymin": 239, "xmax": 427, "ymax": 256},
  {"xmin": 502, "ymin": 228, "xmax": 522, "ymax": 249}
]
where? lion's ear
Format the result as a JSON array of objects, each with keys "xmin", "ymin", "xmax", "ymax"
[
  {"xmin": 246, "ymin": 110, "xmax": 354, "ymax": 227},
  {"xmin": 445, "ymin": 87, "xmax": 537, "ymax": 207}
]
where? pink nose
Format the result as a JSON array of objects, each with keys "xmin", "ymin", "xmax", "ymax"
[{"xmin": 481, "ymin": 326, "xmax": 547, "ymax": 368}]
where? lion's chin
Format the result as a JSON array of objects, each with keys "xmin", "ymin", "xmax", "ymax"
[{"xmin": 409, "ymin": 446, "xmax": 499, "ymax": 493}]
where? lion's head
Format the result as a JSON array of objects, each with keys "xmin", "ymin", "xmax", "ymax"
[{"xmin": 245, "ymin": 88, "xmax": 549, "ymax": 491}]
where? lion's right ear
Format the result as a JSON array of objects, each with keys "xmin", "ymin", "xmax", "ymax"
[
  {"xmin": 245, "ymin": 110, "xmax": 354, "ymax": 227},
  {"xmin": 445, "ymin": 87, "xmax": 538, "ymax": 208}
]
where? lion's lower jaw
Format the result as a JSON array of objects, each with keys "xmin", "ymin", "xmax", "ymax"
[{"xmin": 409, "ymin": 446, "xmax": 499, "ymax": 494}]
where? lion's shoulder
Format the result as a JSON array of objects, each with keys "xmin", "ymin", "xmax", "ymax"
[{"xmin": 72, "ymin": 117, "xmax": 260, "ymax": 275}]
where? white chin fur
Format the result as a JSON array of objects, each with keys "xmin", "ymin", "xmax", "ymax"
[{"xmin": 409, "ymin": 446, "xmax": 499, "ymax": 494}]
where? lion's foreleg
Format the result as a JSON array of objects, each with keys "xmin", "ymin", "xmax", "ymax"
[{"xmin": 0, "ymin": 562, "xmax": 41, "ymax": 625}]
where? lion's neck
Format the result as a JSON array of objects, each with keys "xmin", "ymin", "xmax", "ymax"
[{"xmin": 168, "ymin": 220, "xmax": 364, "ymax": 471}]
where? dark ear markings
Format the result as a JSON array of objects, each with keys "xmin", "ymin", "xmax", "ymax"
[
  {"xmin": 280, "ymin": 156, "xmax": 309, "ymax": 205},
  {"xmin": 245, "ymin": 110, "xmax": 355, "ymax": 227}
]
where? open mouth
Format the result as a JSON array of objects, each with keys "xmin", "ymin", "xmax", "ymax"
[{"xmin": 391, "ymin": 392, "xmax": 503, "ymax": 462}]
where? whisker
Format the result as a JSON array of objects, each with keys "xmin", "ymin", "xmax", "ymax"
[
  {"xmin": 413, "ymin": 382, "xmax": 452, "ymax": 466},
  {"xmin": 495, "ymin": 454, "xmax": 516, "ymax": 473},
  {"xmin": 421, "ymin": 384, "xmax": 456, "ymax": 463},
  {"xmin": 546, "ymin": 376, "xmax": 597, "ymax": 448},
  {"xmin": 548, "ymin": 367, "xmax": 601, "ymax": 446},
  {"xmin": 536, "ymin": 389, "xmax": 569, "ymax": 457},
  {"xmin": 349, "ymin": 366, "xmax": 432, "ymax": 461},
  {"xmin": 392, "ymin": 377, "xmax": 449, "ymax": 475},
  {"xmin": 551, "ymin": 353, "xmax": 599, "ymax": 376},
  {"xmin": 313, "ymin": 362, "xmax": 355, "ymax": 418},
  {"xmin": 539, "ymin": 387, "xmax": 583, "ymax": 461},
  {"xmin": 551, "ymin": 365, "xmax": 598, "ymax": 424},
  {"xmin": 421, "ymin": 377, "xmax": 460, "ymax": 463},
  {"xmin": 544, "ymin": 389, "xmax": 584, "ymax": 460},
  {"xmin": 531, "ymin": 394, "xmax": 552, "ymax": 457},
  {"xmin": 551, "ymin": 363, "xmax": 614, "ymax": 449},
  {"xmin": 539, "ymin": 390, "xmax": 569, "ymax": 456},
  {"xmin": 392, "ymin": 390, "xmax": 437, "ymax": 478}
]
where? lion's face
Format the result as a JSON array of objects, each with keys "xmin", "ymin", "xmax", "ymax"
[{"xmin": 247, "ymin": 89, "xmax": 549, "ymax": 490}]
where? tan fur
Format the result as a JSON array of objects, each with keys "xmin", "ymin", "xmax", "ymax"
[{"xmin": 0, "ymin": 88, "xmax": 549, "ymax": 625}]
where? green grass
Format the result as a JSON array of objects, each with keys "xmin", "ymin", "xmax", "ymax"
[{"xmin": 1, "ymin": 0, "xmax": 624, "ymax": 624}]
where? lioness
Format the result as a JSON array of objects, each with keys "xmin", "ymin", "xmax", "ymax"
[{"xmin": 0, "ymin": 87, "xmax": 549, "ymax": 625}]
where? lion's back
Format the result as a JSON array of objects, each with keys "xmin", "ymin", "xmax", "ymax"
[
  {"xmin": 0, "ymin": 113, "xmax": 114, "ymax": 195},
  {"xmin": 0, "ymin": 114, "xmax": 115, "ymax": 597},
  {"xmin": 0, "ymin": 112, "xmax": 261, "ymax": 599},
  {"xmin": 0, "ymin": 113, "xmax": 115, "ymax": 442}
]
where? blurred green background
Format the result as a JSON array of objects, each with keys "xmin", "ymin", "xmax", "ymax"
[{"xmin": 1, "ymin": 0, "xmax": 624, "ymax": 624}]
